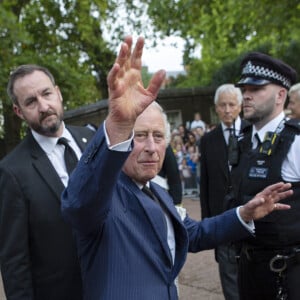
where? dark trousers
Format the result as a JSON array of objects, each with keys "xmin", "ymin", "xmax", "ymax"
[
  {"xmin": 238, "ymin": 247, "xmax": 300, "ymax": 300},
  {"xmin": 217, "ymin": 244, "xmax": 240, "ymax": 300}
]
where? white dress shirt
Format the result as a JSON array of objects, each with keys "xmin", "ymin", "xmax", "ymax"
[{"xmin": 31, "ymin": 122, "xmax": 82, "ymax": 186}]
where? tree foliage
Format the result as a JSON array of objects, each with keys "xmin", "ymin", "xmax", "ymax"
[
  {"xmin": 0, "ymin": 0, "xmax": 140, "ymax": 156},
  {"xmin": 145, "ymin": 0, "xmax": 300, "ymax": 86},
  {"xmin": 2, "ymin": 0, "xmax": 300, "ymax": 157}
]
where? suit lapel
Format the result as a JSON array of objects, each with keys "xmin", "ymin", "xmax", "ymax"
[
  {"xmin": 28, "ymin": 133, "xmax": 65, "ymax": 201},
  {"xmin": 122, "ymin": 175, "xmax": 173, "ymax": 264},
  {"xmin": 29, "ymin": 126, "xmax": 94, "ymax": 202},
  {"xmin": 67, "ymin": 125, "xmax": 92, "ymax": 151},
  {"xmin": 214, "ymin": 126, "xmax": 230, "ymax": 178},
  {"xmin": 150, "ymin": 183, "xmax": 189, "ymax": 273},
  {"xmin": 138, "ymin": 188, "xmax": 173, "ymax": 262}
]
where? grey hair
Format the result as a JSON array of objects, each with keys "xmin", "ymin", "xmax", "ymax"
[
  {"xmin": 214, "ymin": 84, "xmax": 243, "ymax": 105},
  {"xmin": 7, "ymin": 64, "xmax": 56, "ymax": 105},
  {"xmin": 288, "ymin": 83, "xmax": 300, "ymax": 98},
  {"xmin": 148, "ymin": 101, "xmax": 171, "ymax": 145}
]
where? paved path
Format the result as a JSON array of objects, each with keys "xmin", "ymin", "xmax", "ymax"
[
  {"xmin": 178, "ymin": 198, "xmax": 223, "ymax": 299},
  {"xmin": 0, "ymin": 197, "xmax": 223, "ymax": 300}
]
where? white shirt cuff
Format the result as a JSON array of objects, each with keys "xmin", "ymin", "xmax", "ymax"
[
  {"xmin": 236, "ymin": 206, "xmax": 255, "ymax": 233},
  {"xmin": 104, "ymin": 120, "xmax": 134, "ymax": 151}
]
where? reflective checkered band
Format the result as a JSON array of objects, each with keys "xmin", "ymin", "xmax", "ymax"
[{"xmin": 242, "ymin": 61, "xmax": 291, "ymax": 88}]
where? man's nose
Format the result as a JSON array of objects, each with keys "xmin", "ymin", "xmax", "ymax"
[
  {"xmin": 243, "ymin": 91, "xmax": 252, "ymax": 101},
  {"xmin": 144, "ymin": 136, "xmax": 156, "ymax": 152},
  {"xmin": 37, "ymin": 97, "xmax": 49, "ymax": 112},
  {"xmin": 224, "ymin": 104, "xmax": 231, "ymax": 112}
]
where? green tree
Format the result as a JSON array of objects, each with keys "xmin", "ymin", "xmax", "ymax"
[
  {"xmin": 0, "ymin": 0, "xmax": 123, "ymax": 157},
  {"xmin": 145, "ymin": 0, "xmax": 300, "ymax": 85}
]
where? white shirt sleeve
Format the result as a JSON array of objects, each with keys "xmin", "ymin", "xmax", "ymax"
[
  {"xmin": 236, "ymin": 206, "xmax": 255, "ymax": 234},
  {"xmin": 103, "ymin": 120, "xmax": 134, "ymax": 151}
]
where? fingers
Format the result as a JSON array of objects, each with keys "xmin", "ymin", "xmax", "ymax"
[
  {"xmin": 147, "ymin": 70, "xmax": 166, "ymax": 97},
  {"xmin": 131, "ymin": 37, "xmax": 144, "ymax": 70},
  {"xmin": 273, "ymin": 203, "xmax": 291, "ymax": 211},
  {"xmin": 263, "ymin": 182, "xmax": 291, "ymax": 193},
  {"xmin": 107, "ymin": 63, "xmax": 121, "ymax": 92},
  {"xmin": 115, "ymin": 36, "xmax": 132, "ymax": 68}
]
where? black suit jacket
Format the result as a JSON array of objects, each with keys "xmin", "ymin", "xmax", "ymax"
[
  {"xmin": 0, "ymin": 125, "xmax": 94, "ymax": 300},
  {"xmin": 200, "ymin": 121, "xmax": 248, "ymax": 218},
  {"xmin": 158, "ymin": 145, "xmax": 182, "ymax": 205}
]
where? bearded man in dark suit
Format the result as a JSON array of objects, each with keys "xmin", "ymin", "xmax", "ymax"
[{"xmin": 0, "ymin": 65, "xmax": 94, "ymax": 299}]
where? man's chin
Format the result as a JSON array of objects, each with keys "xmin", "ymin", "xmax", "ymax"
[{"xmin": 35, "ymin": 121, "xmax": 61, "ymax": 135}]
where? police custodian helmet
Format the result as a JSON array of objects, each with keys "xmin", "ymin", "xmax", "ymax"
[{"xmin": 236, "ymin": 52, "xmax": 297, "ymax": 90}]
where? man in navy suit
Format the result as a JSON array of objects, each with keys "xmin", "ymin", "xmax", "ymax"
[
  {"xmin": 0, "ymin": 65, "xmax": 94, "ymax": 299},
  {"xmin": 61, "ymin": 36, "xmax": 292, "ymax": 300}
]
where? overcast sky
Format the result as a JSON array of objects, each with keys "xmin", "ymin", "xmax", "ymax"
[{"xmin": 141, "ymin": 36, "xmax": 185, "ymax": 72}]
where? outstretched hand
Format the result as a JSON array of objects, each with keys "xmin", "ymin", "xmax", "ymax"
[
  {"xmin": 106, "ymin": 36, "xmax": 166, "ymax": 145},
  {"xmin": 239, "ymin": 182, "xmax": 292, "ymax": 223}
]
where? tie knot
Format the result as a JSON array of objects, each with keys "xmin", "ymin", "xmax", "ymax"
[
  {"xmin": 142, "ymin": 185, "xmax": 159, "ymax": 203},
  {"xmin": 57, "ymin": 137, "xmax": 69, "ymax": 146},
  {"xmin": 226, "ymin": 127, "xmax": 234, "ymax": 134}
]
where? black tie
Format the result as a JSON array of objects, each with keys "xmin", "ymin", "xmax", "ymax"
[
  {"xmin": 227, "ymin": 128, "xmax": 239, "ymax": 166},
  {"xmin": 57, "ymin": 137, "xmax": 78, "ymax": 175},
  {"xmin": 142, "ymin": 185, "xmax": 160, "ymax": 204},
  {"xmin": 142, "ymin": 185, "xmax": 168, "ymax": 233},
  {"xmin": 254, "ymin": 133, "xmax": 262, "ymax": 149}
]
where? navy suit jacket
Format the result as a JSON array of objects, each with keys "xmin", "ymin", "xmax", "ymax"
[{"xmin": 61, "ymin": 125, "xmax": 251, "ymax": 300}]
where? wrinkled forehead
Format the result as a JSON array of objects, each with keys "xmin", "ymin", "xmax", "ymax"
[{"xmin": 135, "ymin": 106, "xmax": 165, "ymax": 130}]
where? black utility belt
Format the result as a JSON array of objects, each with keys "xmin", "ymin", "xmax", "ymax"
[{"xmin": 241, "ymin": 245, "xmax": 300, "ymax": 273}]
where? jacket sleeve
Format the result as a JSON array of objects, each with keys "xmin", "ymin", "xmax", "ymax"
[
  {"xmin": 184, "ymin": 208, "xmax": 250, "ymax": 252},
  {"xmin": 61, "ymin": 125, "xmax": 130, "ymax": 235},
  {"xmin": 0, "ymin": 167, "xmax": 34, "ymax": 299}
]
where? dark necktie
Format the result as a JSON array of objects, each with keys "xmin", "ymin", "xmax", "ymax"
[
  {"xmin": 57, "ymin": 137, "xmax": 78, "ymax": 175},
  {"xmin": 227, "ymin": 128, "xmax": 238, "ymax": 166},
  {"xmin": 142, "ymin": 185, "xmax": 168, "ymax": 234},
  {"xmin": 254, "ymin": 133, "xmax": 262, "ymax": 149},
  {"xmin": 142, "ymin": 185, "xmax": 160, "ymax": 204}
]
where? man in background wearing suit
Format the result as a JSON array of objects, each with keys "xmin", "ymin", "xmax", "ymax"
[
  {"xmin": 153, "ymin": 144, "xmax": 183, "ymax": 206},
  {"xmin": 200, "ymin": 84, "xmax": 248, "ymax": 299},
  {"xmin": 0, "ymin": 65, "xmax": 94, "ymax": 299},
  {"xmin": 61, "ymin": 36, "xmax": 292, "ymax": 300}
]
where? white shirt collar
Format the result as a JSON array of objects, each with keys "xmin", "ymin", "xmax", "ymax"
[
  {"xmin": 31, "ymin": 122, "xmax": 71, "ymax": 154},
  {"xmin": 252, "ymin": 112, "xmax": 285, "ymax": 144},
  {"xmin": 221, "ymin": 115, "xmax": 242, "ymax": 132}
]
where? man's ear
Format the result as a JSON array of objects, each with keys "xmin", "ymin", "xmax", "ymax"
[
  {"xmin": 13, "ymin": 104, "xmax": 24, "ymax": 120},
  {"xmin": 277, "ymin": 87, "xmax": 287, "ymax": 105}
]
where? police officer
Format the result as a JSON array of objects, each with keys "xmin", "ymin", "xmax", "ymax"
[{"xmin": 232, "ymin": 52, "xmax": 300, "ymax": 300}]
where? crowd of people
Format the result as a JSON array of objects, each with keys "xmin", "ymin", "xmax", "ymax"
[{"xmin": 169, "ymin": 114, "xmax": 207, "ymax": 196}]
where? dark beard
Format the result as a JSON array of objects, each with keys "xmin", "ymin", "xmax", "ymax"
[
  {"xmin": 244, "ymin": 114, "xmax": 264, "ymax": 124},
  {"xmin": 31, "ymin": 110, "xmax": 63, "ymax": 136}
]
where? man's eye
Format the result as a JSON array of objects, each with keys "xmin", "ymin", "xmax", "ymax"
[
  {"xmin": 25, "ymin": 99, "xmax": 35, "ymax": 107},
  {"xmin": 135, "ymin": 133, "xmax": 147, "ymax": 140},
  {"xmin": 154, "ymin": 134, "xmax": 164, "ymax": 142}
]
